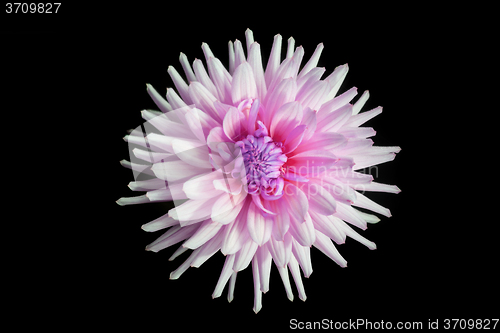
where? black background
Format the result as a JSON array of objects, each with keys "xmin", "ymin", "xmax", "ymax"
[{"xmin": 2, "ymin": 3, "xmax": 496, "ymax": 331}]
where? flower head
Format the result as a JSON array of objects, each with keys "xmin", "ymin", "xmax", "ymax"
[{"xmin": 118, "ymin": 29, "xmax": 400, "ymax": 313}]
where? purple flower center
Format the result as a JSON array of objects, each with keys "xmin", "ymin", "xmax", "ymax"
[{"xmin": 235, "ymin": 122, "xmax": 287, "ymax": 199}]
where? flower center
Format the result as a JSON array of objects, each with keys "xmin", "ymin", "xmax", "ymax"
[{"xmin": 235, "ymin": 122, "xmax": 287, "ymax": 199}]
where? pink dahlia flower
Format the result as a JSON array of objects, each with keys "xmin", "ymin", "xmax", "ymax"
[{"xmin": 118, "ymin": 29, "xmax": 400, "ymax": 313}]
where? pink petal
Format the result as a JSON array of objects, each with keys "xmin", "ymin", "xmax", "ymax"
[
  {"xmin": 231, "ymin": 62, "xmax": 258, "ymax": 105},
  {"xmin": 221, "ymin": 199, "xmax": 251, "ymax": 255},
  {"xmin": 247, "ymin": 201, "xmax": 273, "ymax": 246},
  {"xmin": 277, "ymin": 265, "xmax": 294, "ymax": 301},
  {"xmin": 247, "ymin": 43, "xmax": 267, "ymax": 100},
  {"xmin": 171, "ymin": 138, "xmax": 211, "ymax": 168},
  {"xmin": 264, "ymin": 34, "xmax": 283, "ymax": 88},
  {"xmin": 193, "ymin": 59, "xmax": 218, "ymax": 98},
  {"xmin": 211, "ymin": 191, "xmax": 246, "ymax": 225},
  {"xmin": 269, "ymin": 200, "xmax": 290, "ymax": 241},
  {"xmin": 188, "ymin": 81, "xmax": 221, "ymax": 123},
  {"xmin": 270, "ymin": 101, "xmax": 303, "ymax": 143},
  {"xmin": 283, "ymin": 124, "xmax": 306, "ymax": 154},
  {"xmin": 167, "ymin": 65, "xmax": 192, "ymax": 104},
  {"xmin": 298, "ymin": 42, "xmax": 324, "ymax": 78},
  {"xmin": 282, "ymin": 183, "xmax": 309, "ymax": 223},
  {"xmin": 316, "ymin": 103, "xmax": 353, "ymax": 133},
  {"xmin": 262, "ymin": 77, "xmax": 297, "ymax": 128},
  {"xmin": 146, "ymin": 84, "xmax": 172, "ymax": 113},
  {"xmin": 251, "ymin": 255, "xmax": 263, "ymax": 313},
  {"xmin": 182, "ymin": 219, "xmax": 223, "ymax": 249},
  {"xmin": 288, "ymin": 256, "xmax": 307, "ymax": 301},
  {"xmin": 256, "ymin": 245, "xmax": 272, "ymax": 293},
  {"xmin": 313, "ymin": 230, "xmax": 347, "ymax": 267},
  {"xmin": 212, "ymin": 254, "xmax": 235, "ymax": 299},
  {"xmin": 206, "ymin": 126, "xmax": 230, "ymax": 151},
  {"xmin": 291, "ymin": 238, "xmax": 313, "ymax": 278},
  {"xmin": 344, "ymin": 106, "xmax": 383, "ymax": 127},
  {"xmin": 247, "ymin": 98, "xmax": 260, "ymax": 135},
  {"xmin": 286, "ymin": 150, "xmax": 338, "ymax": 176},
  {"xmin": 292, "ymin": 132, "xmax": 347, "ymax": 156},
  {"xmin": 334, "ymin": 202, "xmax": 367, "ymax": 230},
  {"xmin": 168, "ymin": 195, "xmax": 222, "ymax": 227},
  {"xmin": 191, "ymin": 230, "xmax": 226, "ymax": 267},
  {"xmin": 288, "ymin": 212, "xmax": 316, "ymax": 247},
  {"xmin": 352, "ymin": 89, "xmax": 370, "ymax": 115},
  {"xmin": 145, "ymin": 224, "xmax": 199, "ymax": 252},
  {"xmin": 141, "ymin": 212, "xmax": 179, "ymax": 232},
  {"xmin": 324, "ymin": 63, "xmax": 349, "ymax": 101},
  {"xmin": 351, "ymin": 191, "xmax": 392, "ymax": 217},
  {"xmin": 309, "ymin": 211, "xmax": 345, "ymax": 245},
  {"xmin": 233, "ymin": 238, "xmax": 258, "ymax": 272},
  {"xmin": 300, "ymin": 107, "xmax": 317, "ymax": 142},
  {"xmin": 317, "ymin": 87, "xmax": 357, "ymax": 122},
  {"xmin": 223, "ymin": 107, "xmax": 245, "ymax": 142},
  {"xmin": 266, "ymin": 233, "xmax": 292, "ymax": 268},
  {"xmin": 337, "ymin": 222, "xmax": 376, "ymax": 250},
  {"xmin": 302, "ymin": 180, "xmax": 337, "ymax": 216},
  {"xmin": 207, "ymin": 57, "xmax": 233, "ymax": 105},
  {"xmin": 296, "ymin": 80, "xmax": 330, "ymax": 111}
]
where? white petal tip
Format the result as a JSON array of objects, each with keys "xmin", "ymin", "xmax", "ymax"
[
  {"xmin": 253, "ymin": 306, "xmax": 262, "ymax": 314},
  {"xmin": 300, "ymin": 296, "xmax": 307, "ymax": 302},
  {"xmin": 115, "ymin": 199, "xmax": 124, "ymax": 206}
]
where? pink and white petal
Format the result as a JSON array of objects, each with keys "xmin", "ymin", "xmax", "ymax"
[
  {"xmin": 146, "ymin": 185, "xmax": 188, "ymax": 202},
  {"xmin": 270, "ymin": 199, "xmax": 290, "ymax": 241},
  {"xmin": 324, "ymin": 63, "xmax": 349, "ymax": 101},
  {"xmin": 309, "ymin": 211, "xmax": 345, "ymax": 245},
  {"xmin": 251, "ymin": 255, "xmax": 263, "ymax": 314},
  {"xmin": 351, "ymin": 152, "xmax": 395, "ymax": 170},
  {"xmin": 336, "ymin": 221, "xmax": 376, "ymax": 250},
  {"xmin": 317, "ymin": 87, "xmax": 357, "ymax": 122},
  {"xmin": 221, "ymin": 199, "xmax": 251, "ymax": 255},
  {"xmin": 188, "ymin": 81, "xmax": 222, "ymax": 123},
  {"xmin": 352, "ymin": 89, "xmax": 370, "ymax": 115},
  {"xmin": 168, "ymin": 246, "xmax": 189, "ymax": 262},
  {"xmin": 208, "ymin": 57, "xmax": 233, "ymax": 105},
  {"xmin": 132, "ymin": 148, "xmax": 175, "ymax": 164},
  {"xmin": 286, "ymin": 150, "xmax": 338, "ymax": 176},
  {"xmin": 283, "ymin": 124, "xmax": 306, "ymax": 154},
  {"xmin": 247, "ymin": 201, "xmax": 273, "ymax": 246},
  {"xmin": 291, "ymin": 238, "xmax": 313, "ymax": 278},
  {"xmin": 262, "ymin": 77, "xmax": 297, "ymax": 128},
  {"xmin": 145, "ymin": 224, "xmax": 199, "ymax": 252},
  {"xmin": 282, "ymin": 183, "xmax": 309, "ymax": 223},
  {"xmin": 146, "ymin": 84, "xmax": 172, "ymax": 113},
  {"xmin": 277, "ymin": 265, "xmax": 294, "ymax": 302},
  {"xmin": 116, "ymin": 194, "xmax": 149, "ymax": 206},
  {"xmin": 179, "ymin": 52, "xmax": 197, "ymax": 82},
  {"xmin": 351, "ymin": 191, "xmax": 392, "ymax": 217},
  {"xmin": 334, "ymin": 202, "xmax": 368, "ymax": 230},
  {"xmin": 298, "ymin": 42, "xmax": 324, "ymax": 78},
  {"xmin": 233, "ymin": 40, "xmax": 246, "ymax": 70},
  {"xmin": 233, "ymin": 238, "xmax": 258, "ymax": 272},
  {"xmin": 191, "ymin": 229, "xmax": 226, "ymax": 268},
  {"xmin": 256, "ymin": 246, "xmax": 272, "ymax": 293},
  {"xmin": 266, "ymin": 233, "xmax": 292, "ymax": 268},
  {"xmin": 168, "ymin": 195, "xmax": 222, "ymax": 226},
  {"xmin": 353, "ymin": 208, "xmax": 381, "ymax": 224},
  {"xmin": 247, "ymin": 43, "xmax": 267, "ymax": 100},
  {"xmin": 344, "ymin": 106, "xmax": 383, "ymax": 127},
  {"xmin": 212, "ymin": 254, "xmax": 235, "ymax": 299},
  {"xmin": 296, "ymin": 67, "xmax": 325, "ymax": 92},
  {"xmin": 316, "ymin": 104, "xmax": 353, "ymax": 133},
  {"xmin": 128, "ymin": 178, "xmax": 168, "ymax": 191},
  {"xmin": 313, "ymin": 230, "xmax": 347, "ymax": 267},
  {"xmin": 300, "ymin": 107, "xmax": 317, "ymax": 142},
  {"xmin": 264, "ymin": 34, "xmax": 283, "ymax": 88},
  {"xmin": 167, "ymin": 66, "xmax": 192, "ymax": 105},
  {"xmin": 228, "ymin": 41, "xmax": 235, "ymax": 75},
  {"xmin": 288, "ymin": 212, "xmax": 316, "ymax": 247},
  {"xmin": 169, "ymin": 246, "xmax": 202, "ymax": 280},
  {"xmin": 223, "ymin": 107, "xmax": 245, "ymax": 142},
  {"xmin": 227, "ymin": 271, "xmax": 237, "ymax": 303},
  {"xmin": 182, "ymin": 219, "xmax": 223, "ymax": 249},
  {"xmin": 295, "ymin": 80, "xmax": 330, "ymax": 111},
  {"xmin": 352, "ymin": 181, "xmax": 401, "ymax": 194},
  {"xmin": 231, "ymin": 62, "xmax": 258, "ymax": 105},
  {"xmin": 193, "ymin": 59, "xmax": 218, "ymax": 98},
  {"xmin": 166, "ymin": 88, "xmax": 188, "ymax": 110},
  {"xmin": 337, "ymin": 126, "xmax": 376, "ymax": 139},
  {"xmin": 183, "ymin": 171, "xmax": 223, "ymax": 200},
  {"xmin": 211, "ymin": 191, "xmax": 246, "ymax": 225},
  {"xmin": 270, "ymin": 101, "xmax": 303, "ymax": 142},
  {"xmin": 288, "ymin": 255, "xmax": 307, "ymax": 301},
  {"xmin": 292, "ymin": 132, "xmax": 347, "ymax": 156},
  {"xmin": 171, "ymin": 138, "xmax": 211, "ymax": 168},
  {"xmin": 206, "ymin": 126, "xmax": 230, "ymax": 152},
  {"xmin": 304, "ymin": 182, "xmax": 337, "ymax": 216}
]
